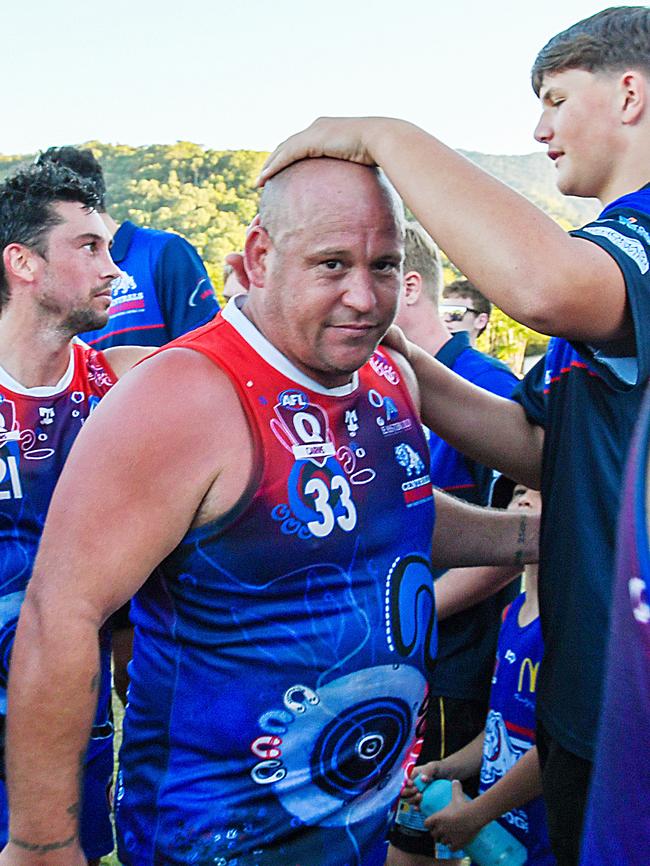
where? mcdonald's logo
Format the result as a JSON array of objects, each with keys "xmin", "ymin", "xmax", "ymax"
[{"xmin": 518, "ymin": 658, "xmax": 539, "ymax": 693}]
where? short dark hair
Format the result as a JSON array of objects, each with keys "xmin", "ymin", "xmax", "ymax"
[
  {"xmin": 0, "ymin": 163, "xmax": 100, "ymax": 312},
  {"xmin": 443, "ymin": 278, "xmax": 491, "ymax": 336},
  {"xmin": 36, "ymin": 146, "xmax": 107, "ymax": 210},
  {"xmin": 532, "ymin": 6, "xmax": 650, "ymax": 95},
  {"xmin": 404, "ymin": 221, "xmax": 443, "ymax": 304}
]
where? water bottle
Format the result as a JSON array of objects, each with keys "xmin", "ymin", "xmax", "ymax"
[{"xmin": 413, "ymin": 776, "xmax": 527, "ymax": 866}]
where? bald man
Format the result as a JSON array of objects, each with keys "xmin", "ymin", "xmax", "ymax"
[{"xmin": 0, "ymin": 159, "xmax": 539, "ymax": 866}]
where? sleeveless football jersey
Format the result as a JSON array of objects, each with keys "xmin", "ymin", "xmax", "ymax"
[
  {"xmin": 480, "ymin": 594, "xmax": 554, "ymax": 866},
  {"xmin": 116, "ymin": 300, "xmax": 438, "ymax": 866},
  {"xmin": 580, "ymin": 386, "xmax": 650, "ymax": 865},
  {"xmin": 0, "ymin": 340, "xmax": 116, "ymax": 780}
]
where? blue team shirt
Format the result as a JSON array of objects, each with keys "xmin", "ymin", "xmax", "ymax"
[
  {"xmin": 429, "ymin": 333, "xmax": 518, "ymax": 701},
  {"xmin": 514, "ymin": 184, "xmax": 650, "ymax": 759},
  {"xmin": 81, "ymin": 220, "xmax": 219, "ymax": 349},
  {"xmin": 115, "ymin": 301, "xmax": 438, "ymax": 866},
  {"xmin": 428, "ymin": 333, "xmax": 517, "ymax": 503},
  {"xmin": 580, "ymin": 386, "xmax": 650, "ymax": 865},
  {"xmin": 480, "ymin": 594, "xmax": 555, "ymax": 866}
]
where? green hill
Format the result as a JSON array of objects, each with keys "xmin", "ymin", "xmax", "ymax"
[{"xmin": 460, "ymin": 149, "xmax": 599, "ymax": 228}]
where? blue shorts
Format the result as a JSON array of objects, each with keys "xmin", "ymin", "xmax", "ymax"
[{"xmin": 0, "ymin": 741, "xmax": 114, "ymax": 859}]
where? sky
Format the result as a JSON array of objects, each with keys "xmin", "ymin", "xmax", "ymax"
[{"xmin": 2, "ymin": 0, "xmax": 639, "ymax": 157}]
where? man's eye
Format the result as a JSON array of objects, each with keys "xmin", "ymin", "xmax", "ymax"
[
  {"xmin": 322, "ymin": 260, "xmax": 342, "ymax": 270},
  {"xmin": 375, "ymin": 260, "xmax": 398, "ymax": 272},
  {"xmin": 84, "ymin": 242, "xmax": 96, "ymax": 251}
]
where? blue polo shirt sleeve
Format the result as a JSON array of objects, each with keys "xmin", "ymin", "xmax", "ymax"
[
  {"xmin": 469, "ymin": 361, "xmax": 518, "ymax": 399},
  {"xmin": 155, "ymin": 235, "xmax": 220, "ymax": 339},
  {"xmin": 569, "ymin": 186, "xmax": 650, "ymax": 390},
  {"xmin": 513, "ymin": 354, "xmax": 547, "ymax": 429}
]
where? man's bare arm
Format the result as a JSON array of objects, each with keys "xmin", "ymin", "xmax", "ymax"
[
  {"xmin": 260, "ymin": 117, "xmax": 628, "ymax": 343},
  {"xmin": 435, "ymin": 565, "xmax": 521, "ymax": 621},
  {"xmin": 103, "ymin": 344, "xmax": 151, "ymax": 378},
  {"xmin": 407, "ymin": 341, "xmax": 544, "ymax": 489},
  {"xmin": 387, "ymin": 336, "xmax": 542, "ymax": 495},
  {"xmin": 1, "ymin": 349, "xmax": 251, "ymax": 865},
  {"xmin": 431, "ymin": 491, "xmax": 539, "ymax": 569}
]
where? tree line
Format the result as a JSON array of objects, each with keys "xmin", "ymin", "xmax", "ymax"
[{"xmin": 0, "ymin": 140, "xmax": 592, "ymax": 369}]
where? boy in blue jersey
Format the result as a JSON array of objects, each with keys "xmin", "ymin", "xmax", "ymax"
[
  {"xmin": 259, "ymin": 7, "xmax": 650, "ymax": 865},
  {"xmin": 403, "ymin": 486, "xmax": 555, "ymax": 866}
]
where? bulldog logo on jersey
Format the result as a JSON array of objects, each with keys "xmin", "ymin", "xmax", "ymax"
[{"xmin": 271, "ymin": 390, "xmax": 336, "ymax": 466}]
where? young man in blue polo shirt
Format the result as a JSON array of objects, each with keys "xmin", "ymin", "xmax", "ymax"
[
  {"xmin": 260, "ymin": 8, "xmax": 650, "ymax": 866},
  {"xmin": 36, "ymin": 147, "xmax": 219, "ymax": 351},
  {"xmin": 387, "ymin": 225, "xmax": 518, "ymax": 866}
]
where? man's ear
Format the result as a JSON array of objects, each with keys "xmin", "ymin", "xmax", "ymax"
[
  {"xmin": 619, "ymin": 70, "xmax": 647, "ymax": 124},
  {"xmin": 2, "ymin": 243, "xmax": 39, "ymax": 285},
  {"xmin": 403, "ymin": 270, "xmax": 423, "ymax": 306},
  {"xmin": 244, "ymin": 225, "xmax": 272, "ymax": 288}
]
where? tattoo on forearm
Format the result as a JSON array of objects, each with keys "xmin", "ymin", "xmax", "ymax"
[
  {"xmin": 517, "ymin": 515, "xmax": 527, "ymax": 545},
  {"xmin": 11, "ymin": 834, "xmax": 76, "ymax": 853},
  {"xmin": 67, "ymin": 801, "xmax": 80, "ymax": 818},
  {"xmin": 90, "ymin": 671, "xmax": 99, "ymax": 693},
  {"xmin": 514, "ymin": 515, "xmax": 527, "ymax": 567}
]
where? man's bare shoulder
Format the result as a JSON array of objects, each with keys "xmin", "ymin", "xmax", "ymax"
[
  {"xmin": 72, "ymin": 347, "xmax": 252, "ymax": 511},
  {"xmin": 100, "ymin": 346, "xmax": 243, "ymax": 418},
  {"xmin": 38, "ymin": 345, "xmax": 255, "ymax": 561}
]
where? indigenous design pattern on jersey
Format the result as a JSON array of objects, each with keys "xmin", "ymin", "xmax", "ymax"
[
  {"xmin": 580, "ymin": 385, "xmax": 650, "ymax": 866},
  {"xmin": 116, "ymin": 301, "xmax": 438, "ymax": 866},
  {"xmin": 0, "ymin": 339, "xmax": 115, "ymax": 760},
  {"xmin": 480, "ymin": 594, "xmax": 554, "ymax": 865}
]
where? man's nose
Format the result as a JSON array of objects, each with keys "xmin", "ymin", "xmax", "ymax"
[
  {"xmin": 102, "ymin": 250, "xmax": 120, "ymax": 281},
  {"xmin": 342, "ymin": 269, "xmax": 376, "ymax": 312}
]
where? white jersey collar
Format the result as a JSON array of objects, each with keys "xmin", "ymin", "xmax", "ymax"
[
  {"xmin": 0, "ymin": 341, "xmax": 77, "ymax": 397},
  {"xmin": 222, "ymin": 296, "xmax": 360, "ymax": 397}
]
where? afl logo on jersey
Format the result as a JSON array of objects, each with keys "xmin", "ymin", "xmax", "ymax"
[
  {"xmin": 278, "ymin": 389, "xmax": 309, "ymax": 410},
  {"xmin": 272, "ymin": 396, "xmax": 336, "ymax": 466}
]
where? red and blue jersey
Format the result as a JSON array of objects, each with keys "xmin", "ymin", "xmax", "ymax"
[
  {"xmin": 580, "ymin": 385, "xmax": 650, "ymax": 865},
  {"xmin": 514, "ymin": 184, "xmax": 650, "ymax": 760},
  {"xmin": 81, "ymin": 220, "xmax": 219, "ymax": 349},
  {"xmin": 115, "ymin": 300, "xmax": 437, "ymax": 866},
  {"xmin": 480, "ymin": 593, "xmax": 554, "ymax": 865},
  {"xmin": 0, "ymin": 340, "xmax": 116, "ymax": 790}
]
